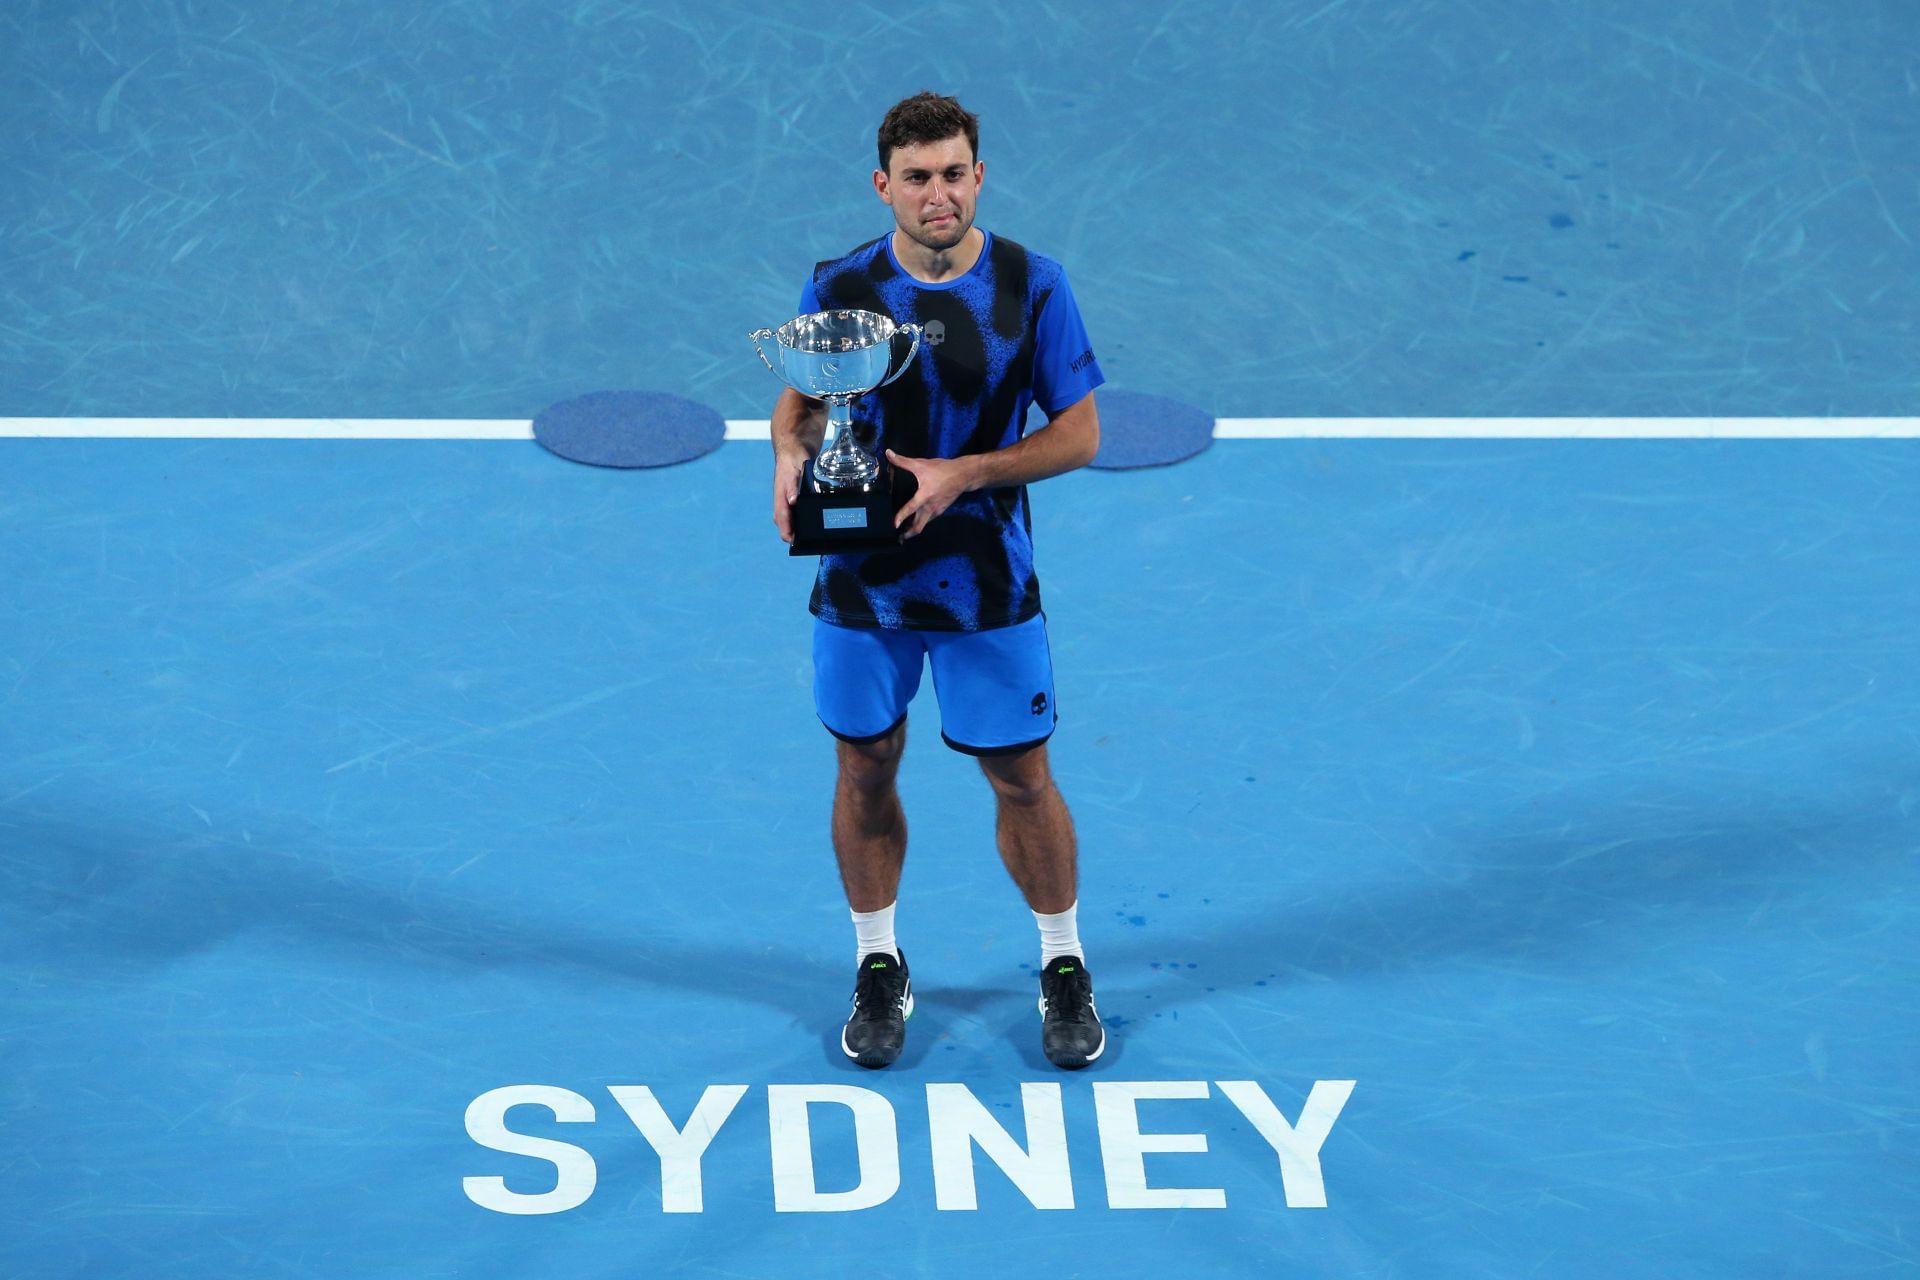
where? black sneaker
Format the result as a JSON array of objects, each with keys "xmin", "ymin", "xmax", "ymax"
[
  {"xmin": 1038, "ymin": 956, "xmax": 1105, "ymax": 1069},
  {"xmin": 842, "ymin": 950, "xmax": 913, "ymax": 1068}
]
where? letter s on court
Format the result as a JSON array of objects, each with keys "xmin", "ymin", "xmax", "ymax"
[{"xmin": 463, "ymin": 1085, "xmax": 598, "ymax": 1214}]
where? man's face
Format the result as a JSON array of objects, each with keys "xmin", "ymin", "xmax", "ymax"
[{"xmin": 875, "ymin": 134, "xmax": 983, "ymax": 253}]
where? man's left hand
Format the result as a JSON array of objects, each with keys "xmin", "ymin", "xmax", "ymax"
[{"xmin": 887, "ymin": 449, "xmax": 978, "ymax": 540}]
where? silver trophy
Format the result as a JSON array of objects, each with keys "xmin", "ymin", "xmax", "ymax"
[{"xmin": 750, "ymin": 309, "xmax": 925, "ymax": 553}]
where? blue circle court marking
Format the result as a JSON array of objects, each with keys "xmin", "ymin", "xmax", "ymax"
[
  {"xmin": 533, "ymin": 390, "xmax": 725, "ymax": 468},
  {"xmin": 1087, "ymin": 390, "xmax": 1213, "ymax": 470}
]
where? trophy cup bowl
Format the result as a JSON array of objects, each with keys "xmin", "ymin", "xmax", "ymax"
[{"xmin": 751, "ymin": 309, "xmax": 925, "ymax": 554}]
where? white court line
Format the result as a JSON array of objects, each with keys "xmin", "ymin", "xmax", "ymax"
[
  {"xmin": 0, "ymin": 417, "xmax": 1915, "ymax": 440},
  {"xmin": 1215, "ymin": 417, "xmax": 1920, "ymax": 438},
  {"xmin": 0, "ymin": 417, "xmax": 536, "ymax": 439}
]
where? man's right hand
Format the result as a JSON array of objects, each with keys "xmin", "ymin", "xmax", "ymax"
[
  {"xmin": 770, "ymin": 387, "xmax": 826, "ymax": 544},
  {"xmin": 773, "ymin": 449, "xmax": 809, "ymax": 544}
]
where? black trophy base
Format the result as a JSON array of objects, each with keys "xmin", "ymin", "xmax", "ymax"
[{"xmin": 788, "ymin": 457, "xmax": 918, "ymax": 556}]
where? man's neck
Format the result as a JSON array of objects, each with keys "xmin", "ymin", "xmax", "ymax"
[{"xmin": 891, "ymin": 227, "xmax": 985, "ymax": 284}]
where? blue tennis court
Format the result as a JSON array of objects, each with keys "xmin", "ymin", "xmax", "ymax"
[{"xmin": 4, "ymin": 2, "xmax": 1916, "ymax": 1277}]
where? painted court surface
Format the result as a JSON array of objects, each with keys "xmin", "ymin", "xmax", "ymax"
[{"xmin": 3, "ymin": 2, "xmax": 1916, "ymax": 1277}]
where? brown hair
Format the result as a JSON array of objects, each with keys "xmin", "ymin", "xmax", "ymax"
[{"xmin": 876, "ymin": 92, "xmax": 979, "ymax": 173}]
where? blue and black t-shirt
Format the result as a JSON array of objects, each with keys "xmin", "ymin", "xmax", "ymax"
[{"xmin": 798, "ymin": 230, "xmax": 1104, "ymax": 631}]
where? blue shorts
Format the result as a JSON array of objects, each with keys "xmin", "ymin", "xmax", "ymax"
[{"xmin": 813, "ymin": 614, "xmax": 1058, "ymax": 756}]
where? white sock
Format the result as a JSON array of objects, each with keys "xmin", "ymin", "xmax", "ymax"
[
  {"xmin": 1034, "ymin": 902, "xmax": 1082, "ymax": 966},
  {"xmin": 851, "ymin": 902, "xmax": 899, "ymax": 963}
]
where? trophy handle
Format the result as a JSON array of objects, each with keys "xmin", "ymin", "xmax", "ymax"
[
  {"xmin": 879, "ymin": 323, "xmax": 924, "ymax": 387},
  {"xmin": 748, "ymin": 327, "xmax": 780, "ymax": 377}
]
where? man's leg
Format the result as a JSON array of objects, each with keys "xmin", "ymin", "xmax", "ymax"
[
  {"xmin": 979, "ymin": 744, "xmax": 1105, "ymax": 1069},
  {"xmin": 926, "ymin": 616, "xmax": 1103, "ymax": 1067},
  {"xmin": 833, "ymin": 719, "xmax": 909, "ymax": 913},
  {"xmin": 977, "ymin": 743, "xmax": 1076, "ymax": 915},
  {"xmin": 831, "ymin": 718, "xmax": 916, "ymax": 1069},
  {"xmin": 813, "ymin": 615, "xmax": 922, "ymax": 956},
  {"xmin": 813, "ymin": 617, "xmax": 922, "ymax": 1068}
]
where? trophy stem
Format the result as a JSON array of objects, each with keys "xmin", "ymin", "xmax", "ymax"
[{"xmin": 812, "ymin": 395, "xmax": 879, "ymax": 489}]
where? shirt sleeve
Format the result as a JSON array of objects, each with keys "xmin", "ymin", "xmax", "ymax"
[
  {"xmin": 798, "ymin": 276, "xmax": 821, "ymax": 315},
  {"xmin": 1031, "ymin": 270, "xmax": 1105, "ymax": 416}
]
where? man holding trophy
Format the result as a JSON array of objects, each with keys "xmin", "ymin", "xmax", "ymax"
[{"xmin": 756, "ymin": 92, "xmax": 1107, "ymax": 1069}]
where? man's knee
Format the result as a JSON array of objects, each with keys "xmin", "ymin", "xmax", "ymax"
[
  {"xmin": 837, "ymin": 720, "xmax": 907, "ymax": 791},
  {"xmin": 978, "ymin": 744, "xmax": 1054, "ymax": 807}
]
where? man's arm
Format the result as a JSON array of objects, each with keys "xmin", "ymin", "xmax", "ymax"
[
  {"xmin": 771, "ymin": 387, "xmax": 827, "ymax": 544},
  {"xmin": 887, "ymin": 390, "xmax": 1100, "ymax": 540}
]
